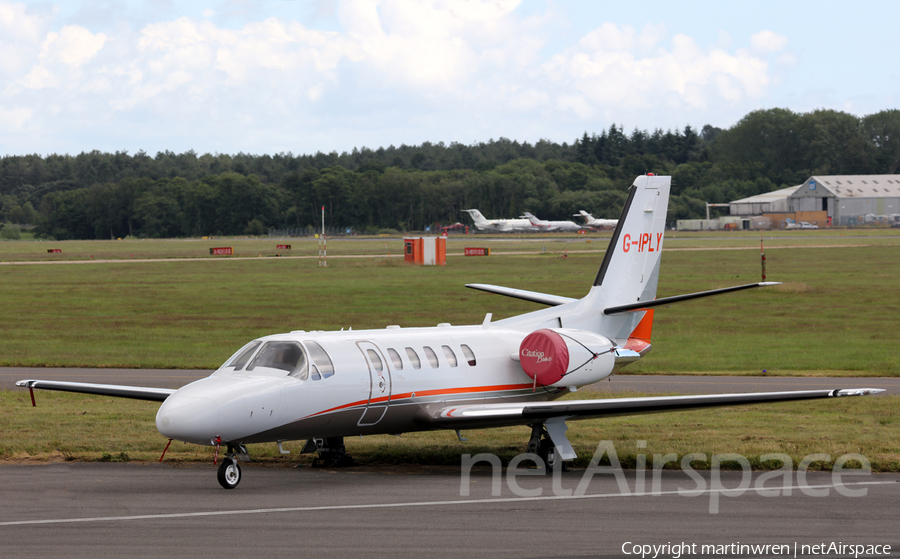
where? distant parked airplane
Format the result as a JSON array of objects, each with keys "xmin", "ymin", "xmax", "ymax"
[
  {"xmin": 575, "ymin": 210, "xmax": 618, "ymax": 229},
  {"xmin": 522, "ymin": 212, "xmax": 585, "ymax": 232},
  {"xmin": 462, "ymin": 209, "xmax": 537, "ymax": 232}
]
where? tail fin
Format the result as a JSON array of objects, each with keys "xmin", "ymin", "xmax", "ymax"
[
  {"xmin": 493, "ymin": 175, "xmax": 670, "ymax": 341},
  {"xmin": 463, "ymin": 209, "xmax": 486, "ymax": 224},
  {"xmin": 588, "ymin": 174, "xmax": 670, "ymax": 341}
]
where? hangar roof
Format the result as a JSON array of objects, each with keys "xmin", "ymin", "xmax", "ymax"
[
  {"xmin": 731, "ymin": 185, "xmax": 800, "ymax": 205},
  {"xmin": 800, "ymin": 175, "xmax": 900, "ymax": 198}
]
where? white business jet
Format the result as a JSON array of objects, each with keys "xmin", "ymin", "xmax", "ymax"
[
  {"xmin": 575, "ymin": 210, "xmax": 618, "ymax": 229},
  {"xmin": 18, "ymin": 175, "xmax": 883, "ymax": 489},
  {"xmin": 462, "ymin": 209, "xmax": 537, "ymax": 232},
  {"xmin": 522, "ymin": 211, "xmax": 585, "ymax": 232}
]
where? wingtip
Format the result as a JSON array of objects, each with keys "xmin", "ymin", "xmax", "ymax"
[{"xmin": 833, "ymin": 388, "xmax": 886, "ymax": 397}]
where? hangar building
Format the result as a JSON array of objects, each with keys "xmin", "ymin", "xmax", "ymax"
[{"xmin": 729, "ymin": 175, "xmax": 900, "ymax": 226}]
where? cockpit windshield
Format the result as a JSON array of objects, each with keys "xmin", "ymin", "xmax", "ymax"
[
  {"xmin": 223, "ymin": 341, "xmax": 262, "ymax": 371},
  {"xmin": 246, "ymin": 341, "xmax": 308, "ymax": 378}
]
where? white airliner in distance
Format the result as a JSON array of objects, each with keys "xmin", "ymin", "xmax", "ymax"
[
  {"xmin": 575, "ymin": 210, "xmax": 618, "ymax": 229},
  {"xmin": 522, "ymin": 211, "xmax": 586, "ymax": 232},
  {"xmin": 462, "ymin": 209, "xmax": 538, "ymax": 232},
  {"xmin": 18, "ymin": 174, "xmax": 883, "ymax": 489}
]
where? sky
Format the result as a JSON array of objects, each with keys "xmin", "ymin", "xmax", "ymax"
[{"xmin": 1, "ymin": 0, "xmax": 897, "ymax": 157}]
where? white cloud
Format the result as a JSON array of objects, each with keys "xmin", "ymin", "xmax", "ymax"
[
  {"xmin": 40, "ymin": 25, "xmax": 107, "ymax": 67},
  {"xmin": 0, "ymin": 106, "xmax": 32, "ymax": 129},
  {"xmin": 750, "ymin": 30, "xmax": 788, "ymax": 54},
  {"xmin": 0, "ymin": 1, "xmax": 50, "ymax": 75},
  {"xmin": 544, "ymin": 23, "xmax": 775, "ymax": 116},
  {"xmin": 0, "ymin": 0, "xmax": 807, "ymax": 154}
]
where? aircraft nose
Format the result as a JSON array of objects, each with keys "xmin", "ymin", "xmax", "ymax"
[{"xmin": 156, "ymin": 394, "xmax": 220, "ymax": 445}]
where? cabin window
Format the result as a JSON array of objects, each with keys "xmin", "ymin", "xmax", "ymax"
[
  {"xmin": 423, "ymin": 346, "xmax": 439, "ymax": 368},
  {"xmin": 247, "ymin": 341, "xmax": 308, "ymax": 378},
  {"xmin": 305, "ymin": 341, "xmax": 335, "ymax": 380},
  {"xmin": 367, "ymin": 349, "xmax": 384, "ymax": 372},
  {"xmin": 387, "ymin": 348, "xmax": 403, "ymax": 370},
  {"xmin": 225, "ymin": 341, "xmax": 261, "ymax": 371},
  {"xmin": 460, "ymin": 344, "xmax": 476, "ymax": 366},
  {"xmin": 405, "ymin": 347, "xmax": 421, "ymax": 369},
  {"xmin": 442, "ymin": 345, "xmax": 458, "ymax": 367}
]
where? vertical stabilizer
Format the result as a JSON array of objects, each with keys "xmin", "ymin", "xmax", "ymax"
[
  {"xmin": 589, "ymin": 174, "xmax": 670, "ymax": 340},
  {"xmin": 493, "ymin": 175, "xmax": 671, "ymax": 341}
]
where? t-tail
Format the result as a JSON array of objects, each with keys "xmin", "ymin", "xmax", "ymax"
[
  {"xmin": 475, "ymin": 173, "xmax": 777, "ymax": 357},
  {"xmin": 462, "ymin": 209, "xmax": 488, "ymax": 226}
]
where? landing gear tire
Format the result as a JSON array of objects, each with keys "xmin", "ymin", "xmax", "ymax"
[
  {"xmin": 538, "ymin": 437, "xmax": 565, "ymax": 472},
  {"xmin": 218, "ymin": 457, "xmax": 241, "ymax": 489},
  {"xmin": 528, "ymin": 424, "xmax": 567, "ymax": 474},
  {"xmin": 312, "ymin": 437, "xmax": 355, "ymax": 468}
]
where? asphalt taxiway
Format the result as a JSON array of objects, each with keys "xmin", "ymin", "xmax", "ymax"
[{"xmin": 0, "ymin": 463, "xmax": 897, "ymax": 559}]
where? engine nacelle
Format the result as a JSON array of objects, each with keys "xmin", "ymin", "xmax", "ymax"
[{"xmin": 519, "ymin": 328, "xmax": 615, "ymax": 388}]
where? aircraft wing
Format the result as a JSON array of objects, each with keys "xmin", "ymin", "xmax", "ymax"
[
  {"xmin": 428, "ymin": 388, "xmax": 885, "ymax": 429},
  {"xmin": 16, "ymin": 379, "xmax": 175, "ymax": 402},
  {"xmin": 465, "ymin": 283, "xmax": 576, "ymax": 306}
]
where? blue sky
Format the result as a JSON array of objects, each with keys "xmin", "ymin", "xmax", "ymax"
[{"xmin": 1, "ymin": 0, "xmax": 897, "ymax": 156}]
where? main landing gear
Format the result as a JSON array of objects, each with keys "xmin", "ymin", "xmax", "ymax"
[
  {"xmin": 310, "ymin": 437, "xmax": 355, "ymax": 467},
  {"xmin": 527, "ymin": 424, "xmax": 566, "ymax": 473}
]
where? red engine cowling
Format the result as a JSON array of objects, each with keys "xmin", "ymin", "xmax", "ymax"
[{"xmin": 518, "ymin": 328, "xmax": 616, "ymax": 388}]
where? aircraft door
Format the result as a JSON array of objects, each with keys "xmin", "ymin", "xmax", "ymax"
[{"xmin": 356, "ymin": 341, "xmax": 392, "ymax": 426}]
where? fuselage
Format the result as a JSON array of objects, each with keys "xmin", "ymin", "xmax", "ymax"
[{"xmin": 156, "ymin": 324, "xmax": 569, "ymax": 446}]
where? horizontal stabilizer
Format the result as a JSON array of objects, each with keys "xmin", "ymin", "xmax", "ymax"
[
  {"xmin": 16, "ymin": 380, "xmax": 175, "ymax": 402},
  {"xmin": 603, "ymin": 282, "xmax": 781, "ymax": 315},
  {"xmin": 465, "ymin": 283, "xmax": 576, "ymax": 307}
]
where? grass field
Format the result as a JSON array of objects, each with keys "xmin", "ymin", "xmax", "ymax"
[
  {"xmin": 1, "ymin": 230, "xmax": 898, "ymax": 466},
  {"xmin": 1, "ymin": 231, "xmax": 898, "ymax": 374}
]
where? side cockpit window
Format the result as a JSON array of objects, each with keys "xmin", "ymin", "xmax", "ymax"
[
  {"xmin": 305, "ymin": 341, "xmax": 335, "ymax": 380},
  {"xmin": 224, "ymin": 341, "xmax": 261, "ymax": 371},
  {"xmin": 247, "ymin": 341, "xmax": 308, "ymax": 379}
]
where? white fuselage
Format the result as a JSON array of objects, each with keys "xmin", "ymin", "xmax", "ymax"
[
  {"xmin": 523, "ymin": 212, "xmax": 585, "ymax": 232},
  {"xmin": 462, "ymin": 210, "xmax": 538, "ymax": 232},
  {"xmin": 155, "ymin": 324, "xmax": 570, "ymax": 446}
]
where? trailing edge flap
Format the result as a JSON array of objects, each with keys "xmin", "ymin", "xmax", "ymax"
[
  {"xmin": 430, "ymin": 389, "xmax": 884, "ymax": 426},
  {"xmin": 603, "ymin": 282, "xmax": 782, "ymax": 315},
  {"xmin": 16, "ymin": 380, "xmax": 175, "ymax": 402},
  {"xmin": 465, "ymin": 283, "xmax": 576, "ymax": 307}
]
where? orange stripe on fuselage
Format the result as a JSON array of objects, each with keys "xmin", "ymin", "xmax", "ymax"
[{"xmin": 302, "ymin": 382, "xmax": 539, "ymax": 420}]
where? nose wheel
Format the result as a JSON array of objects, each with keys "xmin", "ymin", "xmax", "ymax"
[{"xmin": 218, "ymin": 456, "xmax": 241, "ymax": 489}]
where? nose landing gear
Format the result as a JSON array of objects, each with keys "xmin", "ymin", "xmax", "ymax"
[
  {"xmin": 216, "ymin": 443, "xmax": 249, "ymax": 489},
  {"xmin": 218, "ymin": 456, "xmax": 241, "ymax": 489}
]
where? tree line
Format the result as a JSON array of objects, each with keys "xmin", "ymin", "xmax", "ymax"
[{"xmin": 1, "ymin": 108, "xmax": 898, "ymax": 239}]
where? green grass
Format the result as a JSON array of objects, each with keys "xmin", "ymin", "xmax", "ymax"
[{"xmin": 0, "ymin": 234, "xmax": 898, "ymax": 373}]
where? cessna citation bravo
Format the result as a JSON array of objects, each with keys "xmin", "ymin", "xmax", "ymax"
[{"xmin": 18, "ymin": 175, "xmax": 883, "ymax": 489}]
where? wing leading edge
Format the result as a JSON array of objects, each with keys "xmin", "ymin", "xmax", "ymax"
[
  {"xmin": 429, "ymin": 388, "xmax": 885, "ymax": 428},
  {"xmin": 16, "ymin": 380, "xmax": 175, "ymax": 402}
]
